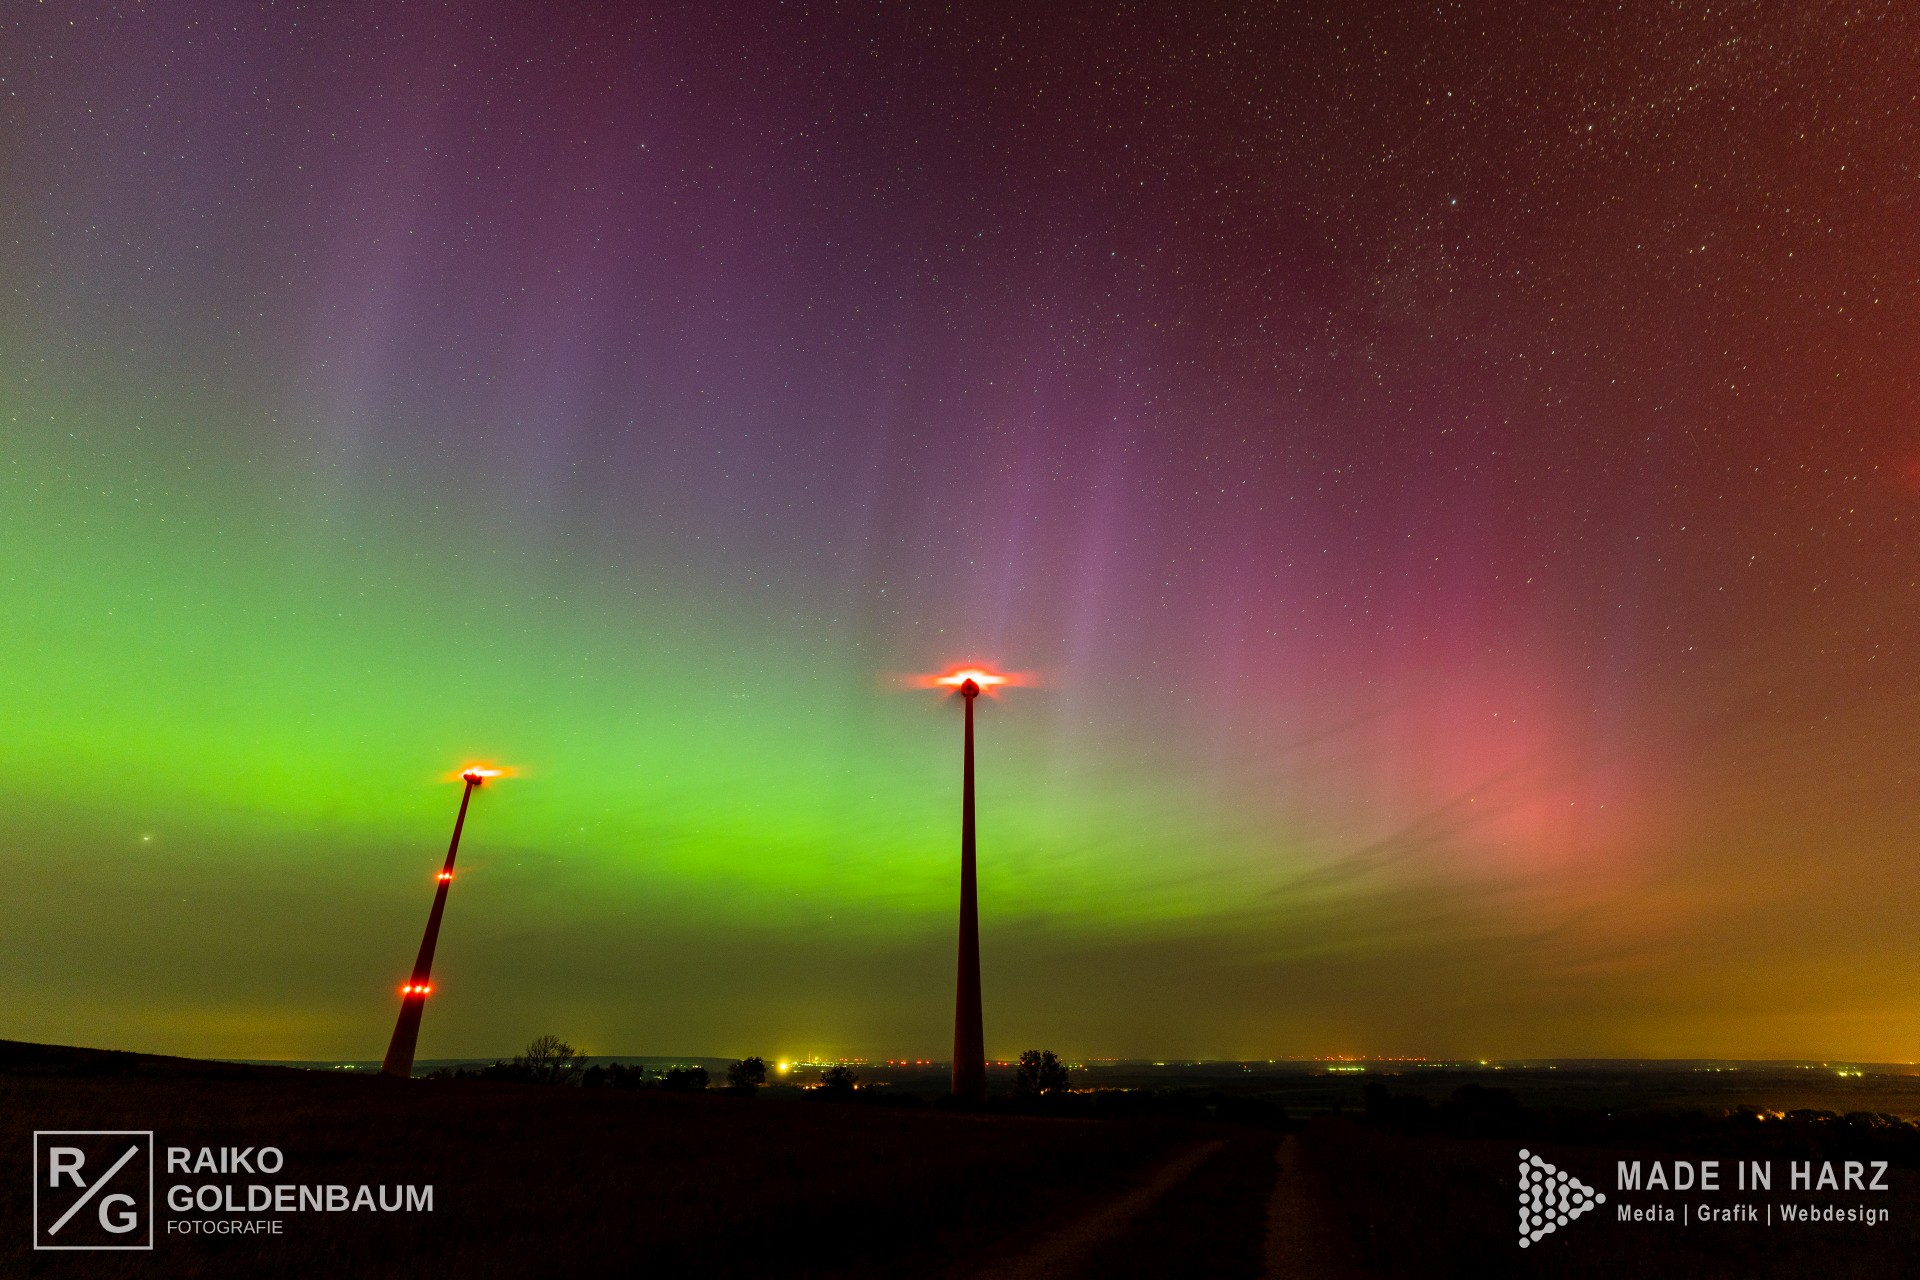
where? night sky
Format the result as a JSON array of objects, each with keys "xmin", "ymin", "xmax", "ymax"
[{"xmin": 3, "ymin": 2, "xmax": 1917, "ymax": 1064}]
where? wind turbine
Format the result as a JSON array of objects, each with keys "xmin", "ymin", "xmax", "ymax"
[
  {"xmin": 927, "ymin": 667, "xmax": 1016, "ymax": 1102},
  {"xmin": 381, "ymin": 765, "xmax": 504, "ymax": 1078}
]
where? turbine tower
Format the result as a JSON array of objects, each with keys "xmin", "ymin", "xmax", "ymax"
[
  {"xmin": 954, "ymin": 675, "xmax": 985, "ymax": 1102},
  {"xmin": 931, "ymin": 667, "xmax": 1012, "ymax": 1102},
  {"xmin": 381, "ymin": 766, "xmax": 501, "ymax": 1078}
]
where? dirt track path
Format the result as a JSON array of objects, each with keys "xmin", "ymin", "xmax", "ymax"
[
  {"xmin": 1264, "ymin": 1134, "xmax": 1363, "ymax": 1279},
  {"xmin": 969, "ymin": 1138, "xmax": 1227, "ymax": 1280}
]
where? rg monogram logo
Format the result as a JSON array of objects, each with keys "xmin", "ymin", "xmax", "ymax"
[{"xmin": 33, "ymin": 1131, "xmax": 155, "ymax": 1251}]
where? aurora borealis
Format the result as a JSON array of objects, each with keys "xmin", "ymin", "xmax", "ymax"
[{"xmin": 3, "ymin": 2, "xmax": 1917, "ymax": 1065}]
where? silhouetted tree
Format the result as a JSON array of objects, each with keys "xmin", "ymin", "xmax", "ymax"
[
  {"xmin": 820, "ymin": 1064, "xmax": 859, "ymax": 1094},
  {"xmin": 1013, "ymin": 1049, "xmax": 1071, "ymax": 1096},
  {"xmin": 726, "ymin": 1056, "xmax": 768, "ymax": 1092},
  {"xmin": 661, "ymin": 1065, "xmax": 710, "ymax": 1091},
  {"xmin": 582, "ymin": 1062, "xmax": 649, "ymax": 1089},
  {"xmin": 475, "ymin": 1058, "xmax": 531, "ymax": 1081},
  {"xmin": 1786, "ymin": 1108, "xmax": 1840, "ymax": 1124},
  {"xmin": 518, "ymin": 1035, "xmax": 587, "ymax": 1085}
]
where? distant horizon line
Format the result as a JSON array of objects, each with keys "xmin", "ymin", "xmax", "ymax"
[
  {"xmin": 223, "ymin": 1054, "xmax": 1920, "ymax": 1072},
  {"xmin": 10, "ymin": 1038, "xmax": 1912, "ymax": 1072}
]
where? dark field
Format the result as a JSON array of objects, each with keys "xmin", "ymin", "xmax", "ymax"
[
  {"xmin": 5, "ymin": 1042, "xmax": 1919, "ymax": 1278},
  {"xmin": 1, "ymin": 1043, "xmax": 1236, "ymax": 1279},
  {"xmin": 1063, "ymin": 1059, "xmax": 1920, "ymax": 1122}
]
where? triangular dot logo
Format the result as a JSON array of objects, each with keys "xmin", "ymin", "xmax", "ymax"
[{"xmin": 1517, "ymin": 1148, "xmax": 1606, "ymax": 1247}]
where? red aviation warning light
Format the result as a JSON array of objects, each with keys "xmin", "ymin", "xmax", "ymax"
[
  {"xmin": 919, "ymin": 665, "xmax": 1030, "ymax": 697},
  {"xmin": 934, "ymin": 668, "xmax": 1007, "ymax": 690}
]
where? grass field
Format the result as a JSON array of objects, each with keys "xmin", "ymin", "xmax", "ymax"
[
  {"xmin": 5, "ymin": 1041, "xmax": 1918, "ymax": 1278},
  {"xmin": 0, "ymin": 1042, "xmax": 1254, "ymax": 1278}
]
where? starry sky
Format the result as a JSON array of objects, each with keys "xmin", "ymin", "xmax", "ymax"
[{"xmin": 3, "ymin": 1, "xmax": 1917, "ymax": 1064}]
